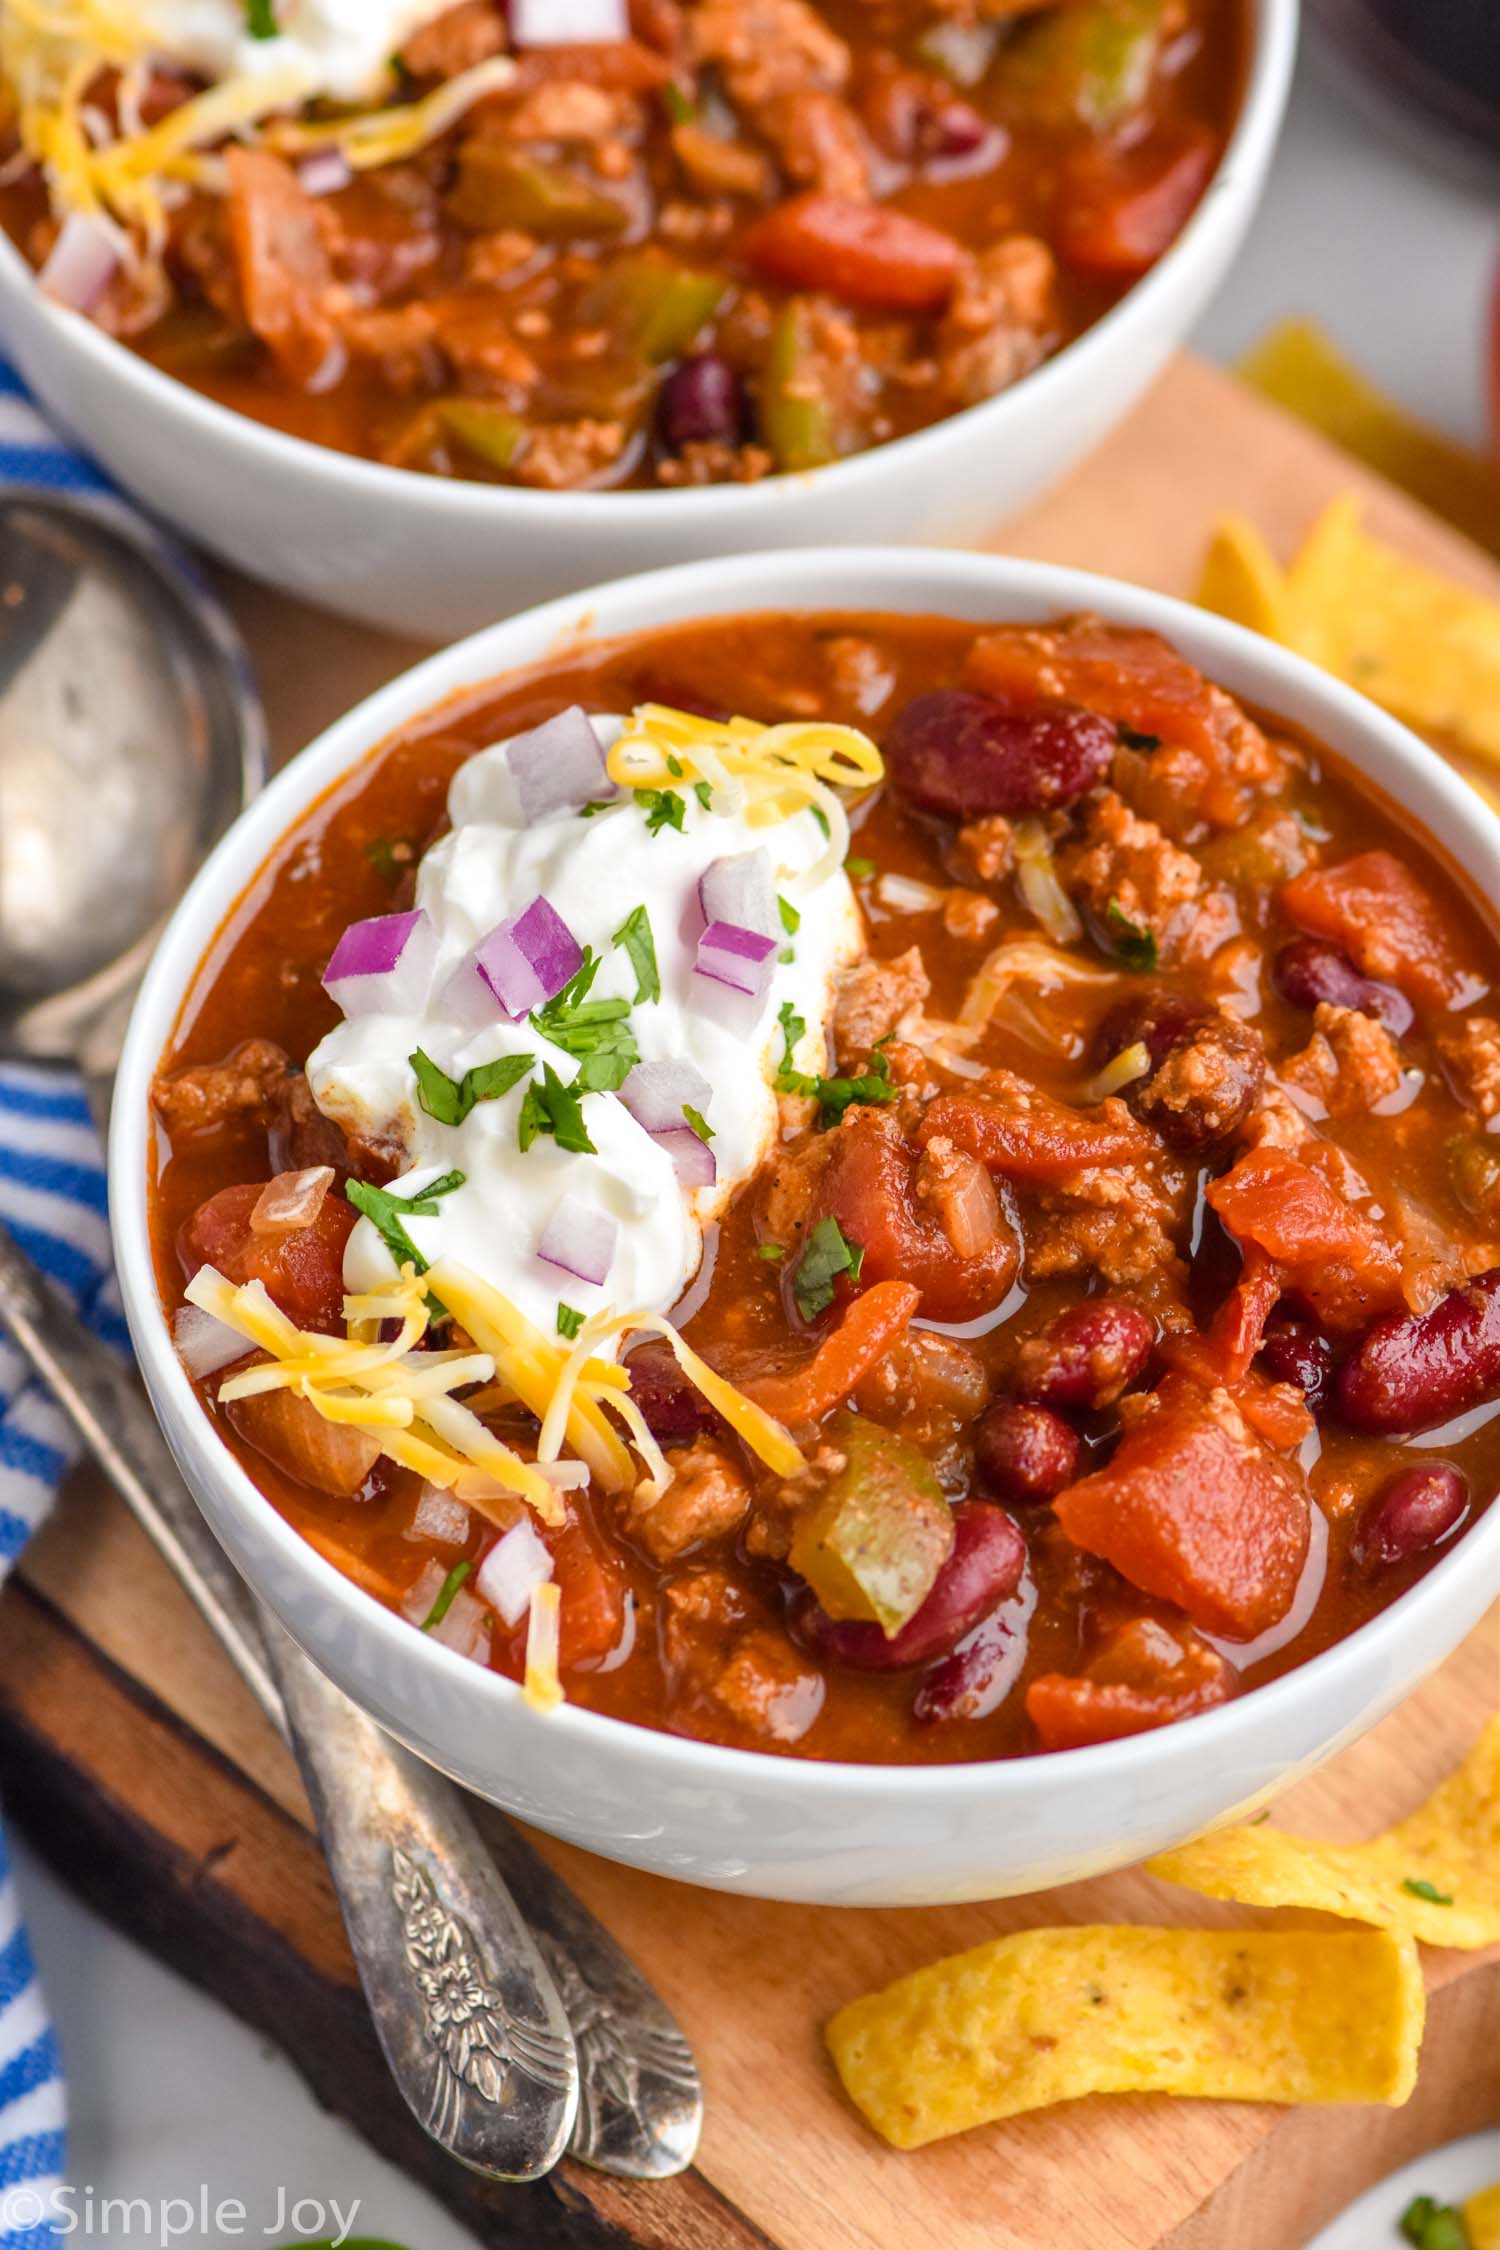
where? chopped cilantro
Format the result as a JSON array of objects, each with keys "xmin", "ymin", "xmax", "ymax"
[
  {"xmin": 1105, "ymin": 896, "xmax": 1159, "ymax": 973},
  {"xmin": 1399, "ymin": 2196, "xmax": 1469, "ymax": 2250},
  {"xmin": 845, "ymin": 856, "xmax": 874, "ymax": 879},
  {"xmin": 518, "ymin": 1064, "xmax": 596, "ymax": 1155},
  {"xmin": 666, "ymin": 754, "xmax": 684, "ymax": 777},
  {"xmin": 683, "ymin": 1104, "xmax": 714, "ymax": 1144},
  {"xmin": 1248, "ymin": 1810, "xmax": 1272, "ymax": 1826},
  {"xmin": 1401, "ymin": 1877, "xmax": 1455, "ymax": 1906},
  {"xmin": 693, "ymin": 780, "xmax": 714, "ymax": 812},
  {"xmin": 809, "ymin": 804, "xmax": 830, "ymax": 840},
  {"xmin": 365, "ymin": 836, "xmax": 411, "ymax": 882},
  {"xmin": 792, "ymin": 1216, "xmax": 864, "ymax": 1322},
  {"xmin": 779, "ymin": 948, "xmax": 795, "ymax": 965},
  {"xmin": 244, "ymin": 0, "xmax": 279, "ymax": 37},
  {"xmin": 778, "ymin": 895, "xmax": 801, "ymax": 937},
  {"xmin": 660, "ymin": 79, "xmax": 695, "ymax": 124},
  {"xmin": 531, "ymin": 948, "xmax": 638, "ymax": 1092},
  {"xmin": 612, "ymin": 903, "xmax": 660, "ymax": 1005},
  {"xmin": 801, "ymin": 1053, "xmax": 899, "ymax": 1126},
  {"xmin": 637, "ymin": 787, "xmax": 687, "ymax": 836},
  {"xmin": 756, "ymin": 1242, "xmax": 785, "ymax": 1261},
  {"xmin": 556, "ymin": 1302, "xmax": 585, "ymax": 1341},
  {"xmin": 577, "ymin": 799, "xmax": 617, "ymax": 819},
  {"xmin": 410, "ymin": 1047, "xmax": 533, "ymax": 1129},
  {"xmin": 1117, "ymin": 726, "xmax": 1162, "ymax": 752},
  {"xmin": 420, "ymin": 1559, "xmax": 473, "ymax": 1632},
  {"xmin": 776, "ymin": 1000, "xmax": 807, "ymax": 1075},
  {"xmin": 345, "ymin": 1170, "xmax": 464, "ymax": 1277}
]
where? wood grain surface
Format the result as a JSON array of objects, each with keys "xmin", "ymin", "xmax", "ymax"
[{"xmin": 4, "ymin": 354, "xmax": 1499, "ymax": 2250}]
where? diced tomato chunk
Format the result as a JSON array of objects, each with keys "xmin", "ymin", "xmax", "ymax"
[
  {"xmin": 547, "ymin": 1501, "xmax": 628, "ymax": 1671},
  {"xmin": 739, "ymin": 193, "xmax": 964, "ymax": 311},
  {"xmin": 1054, "ymin": 124, "xmax": 1217, "ymax": 280},
  {"xmin": 225, "ymin": 146, "xmax": 338, "ymax": 388},
  {"xmin": 963, "ymin": 619, "xmax": 1231, "ymax": 766},
  {"xmin": 1280, "ymin": 851, "xmax": 1475, "ymax": 1009},
  {"xmin": 919, "ymin": 1087, "xmax": 1152, "ymax": 1182},
  {"xmin": 813, "ymin": 1111, "xmax": 1018, "ymax": 1324},
  {"xmin": 1026, "ymin": 1618, "xmax": 1233, "ymax": 1751},
  {"xmin": 1052, "ymin": 1375, "xmax": 1311, "ymax": 1641},
  {"xmin": 1206, "ymin": 1147, "xmax": 1404, "ymax": 1333},
  {"xmin": 180, "ymin": 1180, "xmax": 355, "ymax": 1332}
]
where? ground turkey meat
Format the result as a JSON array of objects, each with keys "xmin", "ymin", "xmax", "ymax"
[
  {"xmin": 623, "ymin": 1439, "xmax": 751, "ymax": 1561},
  {"xmin": 399, "ymin": 1, "xmax": 506, "ymax": 78},
  {"xmin": 935, "ymin": 235, "xmax": 1057, "ymax": 408},
  {"xmin": 955, "ymin": 814, "xmax": 1016, "ymax": 884},
  {"xmin": 1439, "ymin": 1015, "xmax": 1500, "ymax": 1122},
  {"xmin": 1062, "ymin": 790, "xmax": 1236, "ymax": 964},
  {"xmin": 686, "ymin": 0, "xmax": 850, "ymax": 106},
  {"xmin": 659, "ymin": 1566, "xmax": 824, "ymax": 1744},
  {"xmin": 754, "ymin": 88, "xmax": 874, "ymax": 197},
  {"xmin": 152, "ymin": 1039, "xmax": 292, "ymax": 1139},
  {"xmin": 1023, "ymin": 1164, "xmax": 1188, "ymax": 1295},
  {"xmin": 1282, "ymin": 1003, "xmax": 1404, "ymax": 1118},
  {"xmin": 832, "ymin": 945, "xmax": 930, "ymax": 1056},
  {"xmin": 515, "ymin": 419, "xmax": 628, "ymax": 489}
]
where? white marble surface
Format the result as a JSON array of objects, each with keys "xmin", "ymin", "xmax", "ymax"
[{"xmin": 8, "ymin": 41, "xmax": 1498, "ymax": 2250}]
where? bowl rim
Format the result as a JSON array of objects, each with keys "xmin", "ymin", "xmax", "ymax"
[
  {"xmin": 110, "ymin": 539, "xmax": 1500, "ymax": 1806},
  {"xmin": 0, "ymin": 0, "xmax": 1296, "ymax": 526}
]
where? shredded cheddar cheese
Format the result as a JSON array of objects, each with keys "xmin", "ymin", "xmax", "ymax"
[
  {"xmin": 608, "ymin": 706, "xmax": 885, "ymax": 892},
  {"xmin": 523, "ymin": 1580, "xmax": 563, "ymax": 1713}
]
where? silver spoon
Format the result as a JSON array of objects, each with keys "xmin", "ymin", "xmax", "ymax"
[{"xmin": 0, "ymin": 491, "xmax": 702, "ymax": 2182}]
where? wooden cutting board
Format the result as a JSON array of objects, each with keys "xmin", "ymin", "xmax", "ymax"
[{"xmin": 3, "ymin": 354, "xmax": 1499, "ymax": 2250}]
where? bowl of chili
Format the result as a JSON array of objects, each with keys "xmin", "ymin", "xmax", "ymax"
[
  {"xmin": 109, "ymin": 542, "xmax": 1500, "ymax": 1906},
  {"xmin": 0, "ymin": 0, "xmax": 1294, "ymax": 639}
]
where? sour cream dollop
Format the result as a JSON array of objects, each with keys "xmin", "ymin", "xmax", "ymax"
[
  {"xmin": 136, "ymin": 0, "xmax": 457, "ymax": 104},
  {"xmin": 309, "ymin": 717, "xmax": 864, "ymax": 1340}
]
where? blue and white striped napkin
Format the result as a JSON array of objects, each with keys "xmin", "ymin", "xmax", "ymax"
[{"xmin": 1, "ymin": 361, "xmax": 139, "ymax": 2247}]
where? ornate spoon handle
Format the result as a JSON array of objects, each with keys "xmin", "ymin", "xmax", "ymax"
[{"xmin": 0, "ymin": 1219, "xmax": 701, "ymax": 2178}]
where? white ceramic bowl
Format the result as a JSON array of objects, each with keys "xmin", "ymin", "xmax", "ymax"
[
  {"xmin": 0, "ymin": 1, "xmax": 1296, "ymax": 641},
  {"xmin": 110, "ymin": 545, "xmax": 1500, "ymax": 1907}
]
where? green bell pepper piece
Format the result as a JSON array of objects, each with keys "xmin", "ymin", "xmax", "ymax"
[
  {"xmin": 761, "ymin": 299, "xmax": 841, "ymax": 475},
  {"xmin": 580, "ymin": 252, "xmax": 728, "ymax": 363},
  {"xmin": 446, "ymin": 146, "xmax": 629, "ymax": 238},
  {"xmin": 789, "ymin": 1413, "xmax": 954, "ymax": 1635},
  {"xmin": 1008, "ymin": 0, "xmax": 1167, "ymax": 132},
  {"xmin": 437, "ymin": 400, "xmax": 526, "ymax": 472}
]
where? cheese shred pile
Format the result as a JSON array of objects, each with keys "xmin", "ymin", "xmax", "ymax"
[
  {"xmin": 183, "ymin": 1253, "xmax": 804, "ymax": 1708},
  {"xmin": 0, "ymin": 2, "xmax": 513, "ymax": 252}
]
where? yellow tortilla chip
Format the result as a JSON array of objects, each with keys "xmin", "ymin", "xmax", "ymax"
[
  {"xmin": 1239, "ymin": 320, "xmax": 1500, "ymax": 561},
  {"xmin": 1148, "ymin": 1716, "xmax": 1500, "ymax": 1949},
  {"xmin": 1194, "ymin": 498, "xmax": 1500, "ymax": 769},
  {"xmin": 1196, "ymin": 515, "xmax": 1292, "ymax": 643},
  {"xmin": 1464, "ymin": 2184, "xmax": 1500, "ymax": 2250},
  {"xmin": 826, "ymin": 1925, "xmax": 1422, "ymax": 2149}
]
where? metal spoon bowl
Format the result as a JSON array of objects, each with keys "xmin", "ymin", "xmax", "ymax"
[{"xmin": 0, "ymin": 488, "xmax": 701, "ymax": 2183}]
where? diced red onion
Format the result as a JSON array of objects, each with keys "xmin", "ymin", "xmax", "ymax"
[
  {"xmin": 509, "ymin": 0, "xmax": 629, "ymax": 45},
  {"xmin": 250, "ymin": 1165, "xmax": 334, "ymax": 1237},
  {"xmin": 504, "ymin": 707, "xmax": 614, "ymax": 822},
  {"xmin": 476, "ymin": 1518, "xmax": 554, "ymax": 1627},
  {"xmin": 172, "ymin": 1302, "xmax": 247, "ymax": 1381},
  {"xmin": 405, "ymin": 1487, "xmax": 471, "ymax": 1546},
  {"xmin": 447, "ymin": 895, "xmax": 583, "ymax": 1023},
  {"xmin": 428, "ymin": 1585, "xmax": 491, "ymax": 1662},
  {"xmin": 694, "ymin": 920, "xmax": 778, "ymax": 1000},
  {"xmin": 651, "ymin": 1127, "xmax": 717, "ymax": 1191},
  {"xmin": 538, "ymin": 1193, "xmax": 618, "ymax": 1287},
  {"xmin": 297, "ymin": 148, "xmax": 352, "ymax": 196},
  {"xmin": 323, "ymin": 908, "xmax": 437, "ymax": 1019},
  {"xmin": 39, "ymin": 211, "xmax": 120, "ymax": 313},
  {"xmin": 698, "ymin": 849, "xmax": 776, "ymax": 939},
  {"xmin": 618, "ymin": 1058, "xmax": 713, "ymax": 1136}
]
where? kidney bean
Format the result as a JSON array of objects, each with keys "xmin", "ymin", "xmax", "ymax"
[
  {"xmin": 913, "ymin": 1597, "xmax": 1030, "ymax": 1724},
  {"xmin": 1354, "ymin": 1464, "xmax": 1469, "ymax": 1569},
  {"xmin": 621, "ymin": 1339, "xmax": 720, "ymax": 1443},
  {"xmin": 1014, "ymin": 1300, "xmax": 1155, "ymax": 1412},
  {"xmin": 656, "ymin": 353, "xmax": 747, "ymax": 454},
  {"xmin": 883, "ymin": 688, "xmax": 1115, "ymax": 820},
  {"xmin": 1273, "ymin": 938, "xmax": 1414, "ymax": 1038},
  {"xmin": 793, "ymin": 1501, "xmax": 1025, "ymax": 1671},
  {"xmin": 1258, "ymin": 1316, "xmax": 1337, "ymax": 1415},
  {"xmin": 974, "ymin": 1400, "xmax": 1080, "ymax": 1504},
  {"xmin": 1096, "ymin": 988, "xmax": 1265, "ymax": 1153},
  {"xmin": 1337, "ymin": 1269, "xmax": 1500, "ymax": 1433}
]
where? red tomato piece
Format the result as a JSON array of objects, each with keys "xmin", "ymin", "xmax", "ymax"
[
  {"xmin": 1054, "ymin": 123, "xmax": 1218, "ymax": 281},
  {"xmin": 1280, "ymin": 850, "xmax": 1475, "ymax": 1009},
  {"xmin": 814, "ymin": 1111, "xmax": 1019, "ymax": 1324},
  {"xmin": 547, "ymin": 1501, "xmax": 628, "ymax": 1672},
  {"xmin": 180, "ymin": 1181, "xmax": 355, "ymax": 1332},
  {"xmin": 1206, "ymin": 1147, "xmax": 1404, "ymax": 1334},
  {"xmin": 919, "ymin": 1086, "xmax": 1153, "ymax": 1183},
  {"xmin": 1053, "ymin": 1375, "xmax": 1312, "ymax": 1641},
  {"xmin": 739, "ymin": 193, "xmax": 964, "ymax": 311},
  {"xmin": 1026, "ymin": 1618, "xmax": 1234, "ymax": 1751},
  {"xmin": 964, "ymin": 618, "xmax": 1231, "ymax": 766}
]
